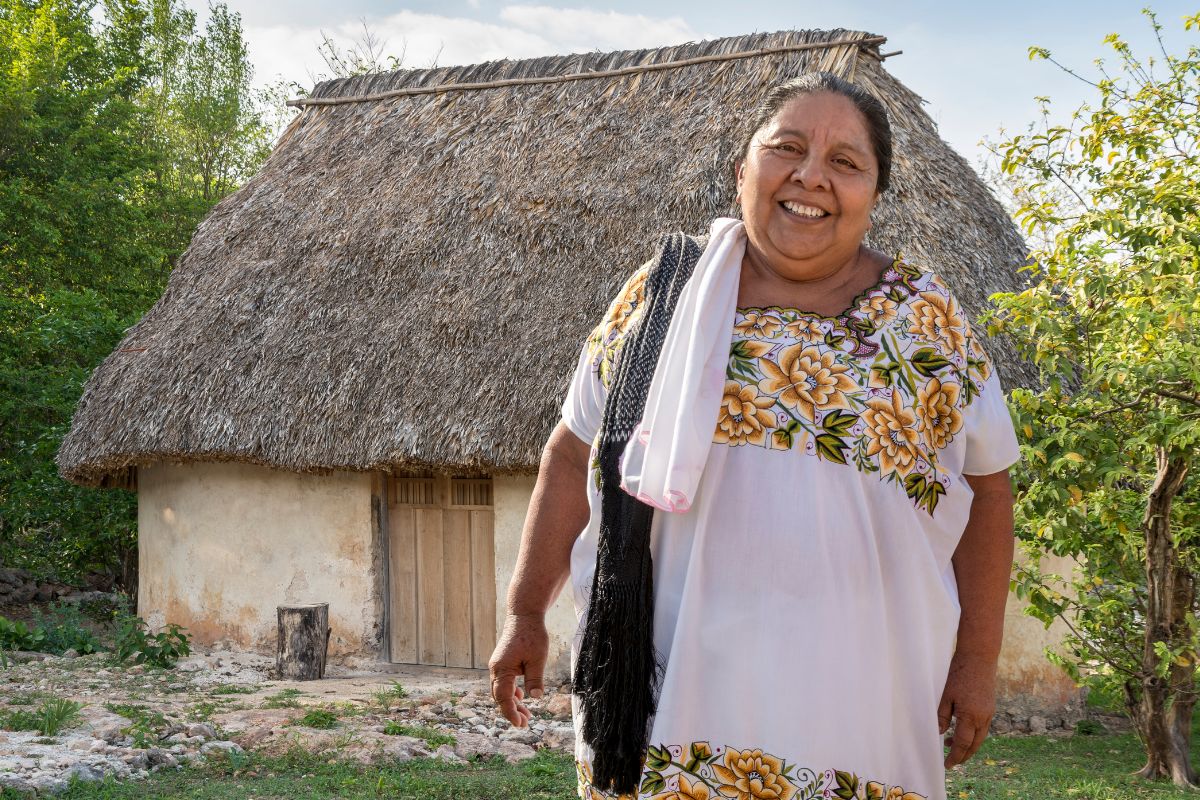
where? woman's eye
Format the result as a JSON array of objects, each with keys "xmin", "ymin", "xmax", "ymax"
[
  {"xmin": 773, "ymin": 143, "xmax": 801, "ymax": 154},
  {"xmin": 835, "ymin": 158, "xmax": 858, "ymax": 168}
]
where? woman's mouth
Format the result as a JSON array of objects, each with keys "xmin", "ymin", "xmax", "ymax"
[{"xmin": 779, "ymin": 200, "xmax": 830, "ymax": 220}]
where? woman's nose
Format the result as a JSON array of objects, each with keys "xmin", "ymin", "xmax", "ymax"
[{"xmin": 791, "ymin": 156, "xmax": 830, "ymax": 190}]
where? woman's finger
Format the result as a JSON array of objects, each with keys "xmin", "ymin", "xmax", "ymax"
[
  {"xmin": 944, "ymin": 715, "xmax": 977, "ymax": 769},
  {"xmin": 492, "ymin": 671, "xmax": 524, "ymax": 727}
]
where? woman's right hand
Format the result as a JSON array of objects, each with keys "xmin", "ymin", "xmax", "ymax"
[{"xmin": 489, "ymin": 611, "xmax": 550, "ymax": 728}]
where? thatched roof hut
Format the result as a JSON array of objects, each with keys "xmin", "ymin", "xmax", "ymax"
[
  {"xmin": 50, "ymin": 29, "xmax": 1077, "ymax": 712},
  {"xmin": 57, "ymin": 27, "xmax": 1029, "ymax": 490}
]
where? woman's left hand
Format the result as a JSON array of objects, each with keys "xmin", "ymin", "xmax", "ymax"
[{"xmin": 938, "ymin": 651, "xmax": 998, "ymax": 769}]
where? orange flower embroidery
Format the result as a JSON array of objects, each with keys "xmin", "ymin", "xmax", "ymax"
[
  {"xmin": 914, "ymin": 378, "xmax": 963, "ymax": 451},
  {"xmin": 908, "ymin": 291, "xmax": 966, "ymax": 358},
  {"xmin": 716, "ymin": 382, "xmax": 777, "ymax": 446},
  {"xmin": 862, "ymin": 390, "xmax": 922, "ymax": 476},
  {"xmin": 758, "ymin": 344, "xmax": 855, "ymax": 422},
  {"xmin": 711, "ymin": 747, "xmax": 797, "ymax": 800}
]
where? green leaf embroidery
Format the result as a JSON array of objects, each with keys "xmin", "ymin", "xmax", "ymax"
[
  {"xmin": 773, "ymin": 419, "xmax": 801, "ymax": 450},
  {"xmin": 822, "ymin": 409, "xmax": 858, "ymax": 436},
  {"xmin": 645, "ymin": 744, "xmax": 672, "ymax": 771},
  {"xmin": 910, "ymin": 347, "xmax": 952, "ymax": 377},
  {"xmin": 904, "ymin": 472, "xmax": 927, "ymax": 500},
  {"xmin": 870, "ymin": 362, "xmax": 899, "ymax": 387},
  {"xmin": 823, "ymin": 329, "xmax": 846, "ymax": 348},
  {"xmin": 833, "ymin": 770, "xmax": 860, "ymax": 800},
  {"xmin": 814, "ymin": 433, "xmax": 849, "ymax": 465},
  {"xmin": 922, "ymin": 479, "xmax": 947, "ymax": 514},
  {"xmin": 639, "ymin": 770, "xmax": 666, "ymax": 795}
]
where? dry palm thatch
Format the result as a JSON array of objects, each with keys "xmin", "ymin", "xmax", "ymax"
[{"xmin": 58, "ymin": 28, "xmax": 1031, "ymax": 488}]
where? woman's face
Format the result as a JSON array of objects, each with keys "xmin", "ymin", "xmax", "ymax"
[{"xmin": 736, "ymin": 91, "xmax": 881, "ymax": 278}]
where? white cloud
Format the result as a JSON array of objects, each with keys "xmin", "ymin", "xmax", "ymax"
[
  {"xmin": 498, "ymin": 5, "xmax": 699, "ymax": 52},
  {"xmin": 245, "ymin": 6, "xmax": 704, "ymax": 93}
]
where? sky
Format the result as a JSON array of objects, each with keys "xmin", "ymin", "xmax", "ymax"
[{"xmin": 185, "ymin": 0, "xmax": 1198, "ymax": 172}]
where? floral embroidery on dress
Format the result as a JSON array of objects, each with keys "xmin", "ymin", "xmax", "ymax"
[
  {"xmin": 581, "ymin": 254, "xmax": 998, "ymax": 515},
  {"xmin": 575, "ymin": 743, "xmax": 928, "ymax": 800}
]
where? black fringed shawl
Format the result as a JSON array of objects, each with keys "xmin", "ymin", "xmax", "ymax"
[{"xmin": 572, "ymin": 230, "xmax": 710, "ymax": 796}]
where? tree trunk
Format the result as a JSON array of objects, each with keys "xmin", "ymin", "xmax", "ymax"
[
  {"xmin": 1131, "ymin": 449, "xmax": 1196, "ymax": 787},
  {"xmin": 276, "ymin": 603, "xmax": 331, "ymax": 680}
]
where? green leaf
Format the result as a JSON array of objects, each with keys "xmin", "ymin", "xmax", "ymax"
[
  {"xmin": 645, "ymin": 744, "xmax": 672, "ymax": 771},
  {"xmin": 814, "ymin": 434, "xmax": 849, "ymax": 465},
  {"xmin": 904, "ymin": 472, "xmax": 927, "ymax": 500},
  {"xmin": 910, "ymin": 347, "xmax": 952, "ymax": 377},
  {"xmin": 821, "ymin": 409, "xmax": 858, "ymax": 435},
  {"xmin": 640, "ymin": 770, "xmax": 666, "ymax": 795},
  {"xmin": 922, "ymin": 479, "xmax": 947, "ymax": 515},
  {"xmin": 833, "ymin": 770, "xmax": 860, "ymax": 799}
]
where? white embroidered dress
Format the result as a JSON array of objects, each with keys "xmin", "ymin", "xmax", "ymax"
[{"xmin": 560, "ymin": 254, "xmax": 1021, "ymax": 800}]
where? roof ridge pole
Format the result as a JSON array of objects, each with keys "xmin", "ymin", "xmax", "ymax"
[{"xmin": 287, "ymin": 34, "xmax": 888, "ymax": 108}]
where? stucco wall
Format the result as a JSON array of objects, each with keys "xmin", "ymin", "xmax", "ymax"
[
  {"xmin": 994, "ymin": 551, "xmax": 1084, "ymax": 714},
  {"xmin": 493, "ymin": 475, "xmax": 578, "ymax": 683},
  {"xmin": 137, "ymin": 461, "xmax": 379, "ymax": 657}
]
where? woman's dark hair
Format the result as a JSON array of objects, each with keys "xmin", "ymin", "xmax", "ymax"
[{"xmin": 737, "ymin": 71, "xmax": 893, "ymax": 194}]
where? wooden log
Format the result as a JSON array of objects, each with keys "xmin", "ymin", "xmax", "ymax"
[{"xmin": 276, "ymin": 603, "xmax": 330, "ymax": 680}]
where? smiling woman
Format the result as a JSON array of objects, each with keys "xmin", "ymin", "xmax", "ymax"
[
  {"xmin": 491, "ymin": 71, "xmax": 1021, "ymax": 800},
  {"xmin": 489, "ymin": 70, "xmax": 1022, "ymax": 800}
]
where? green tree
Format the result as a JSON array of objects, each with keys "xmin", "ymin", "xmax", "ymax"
[
  {"xmin": 988, "ymin": 10, "xmax": 1200, "ymax": 787},
  {"xmin": 0, "ymin": 0, "xmax": 285, "ymax": 588}
]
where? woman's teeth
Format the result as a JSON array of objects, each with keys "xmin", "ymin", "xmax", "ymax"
[{"xmin": 781, "ymin": 201, "xmax": 828, "ymax": 218}]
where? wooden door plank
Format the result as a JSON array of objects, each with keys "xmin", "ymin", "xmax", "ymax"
[
  {"xmin": 387, "ymin": 506, "xmax": 418, "ymax": 663},
  {"xmin": 416, "ymin": 508, "xmax": 445, "ymax": 665},
  {"xmin": 443, "ymin": 509, "xmax": 473, "ymax": 668},
  {"xmin": 470, "ymin": 509, "xmax": 497, "ymax": 670}
]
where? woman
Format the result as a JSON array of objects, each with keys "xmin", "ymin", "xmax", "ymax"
[{"xmin": 490, "ymin": 71, "xmax": 1019, "ymax": 800}]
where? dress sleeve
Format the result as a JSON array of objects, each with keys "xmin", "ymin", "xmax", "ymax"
[
  {"xmin": 560, "ymin": 331, "xmax": 607, "ymax": 445},
  {"xmin": 559, "ymin": 261, "xmax": 652, "ymax": 445},
  {"xmin": 960, "ymin": 340, "xmax": 1022, "ymax": 476}
]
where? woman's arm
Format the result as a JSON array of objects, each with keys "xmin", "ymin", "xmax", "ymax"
[
  {"xmin": 489, "ymin": 420, "xmax": 592, "ymax": 727},
  {"xmin": 939, "ymin": 468, "xmax": 1015, "ymax": 768}
]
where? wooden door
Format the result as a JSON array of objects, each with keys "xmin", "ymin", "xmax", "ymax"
[{"xmin": 387, "ymin": 473, "xmax": 496, "ymax": 668}]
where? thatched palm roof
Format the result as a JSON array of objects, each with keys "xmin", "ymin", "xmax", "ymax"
[{"xmin": 58, "ymin": 28, "xmax": 1030, "ymax": 488}]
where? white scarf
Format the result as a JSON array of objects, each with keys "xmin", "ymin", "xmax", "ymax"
[{"xmin": 619, "ymin": 217, "xmax": 747, "ymax": 512}]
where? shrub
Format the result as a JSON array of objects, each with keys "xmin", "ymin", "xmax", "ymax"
[
  {"xmin": 31, "ymin": 601, "xmax": 101, "ymax": 655},
  {"xmin": 112, "ymin": 613, "xmax": 190, "ymax": 668},
  {"xmin": 0, "ymin": 616, "xmax": 46, "ymax": 652}
]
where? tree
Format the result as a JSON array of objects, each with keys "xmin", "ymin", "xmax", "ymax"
[
  {"xmin": 0, "ymin": 0, "xmax": 283, "ymax": 590},
  {"xmin": 988, "ymin": 10, "xmax": 1200, "ymax": 787}
]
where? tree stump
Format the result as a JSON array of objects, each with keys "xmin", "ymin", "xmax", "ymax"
[{"xmin": 276, "ymin": 603, "xmax": 330, "ymax": 680}]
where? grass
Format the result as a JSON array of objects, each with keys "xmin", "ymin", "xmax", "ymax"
[
  {"xmin": 370, "ymin": 681, "xmax": 409, "ymax": 711},
  {"xmin": 261, "ymin": 688, "xmax": 304, "ymax": 709},
  {"xmin": 382, "ymin": 721, "xmax": 456, "ymax": 748},
  {"xmin": 0, "ymin": 697, "xmax": 84, "ymax": 736},
  {"xmin": 289, "ymin": 708, "xmax": 339, "ymax": 729},
  {"xmin": 209, "ymin": 684, "xmax": 257, "ymax": 696},
  {"xmin": 0, "ymin": 748, "xmax": 578, "ymax": 799},
  {"xmin": 942, "ymin": 728, "xmax": 1200, "ymax": 798}
]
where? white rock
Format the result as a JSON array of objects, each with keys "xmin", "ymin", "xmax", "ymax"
[{"xmin": 200, "ymin": 741, "xmax": 244, "ymax": 756}]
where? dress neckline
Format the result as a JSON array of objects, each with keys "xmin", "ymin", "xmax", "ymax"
[{"xmin": 735, "ymin": 252, "xmax": 903, "ymax": 322}]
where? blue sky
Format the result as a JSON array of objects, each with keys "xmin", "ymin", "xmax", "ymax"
[{"xmin": 189, "ymin": 1, "xmax": 1199, "ymax": 171}]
